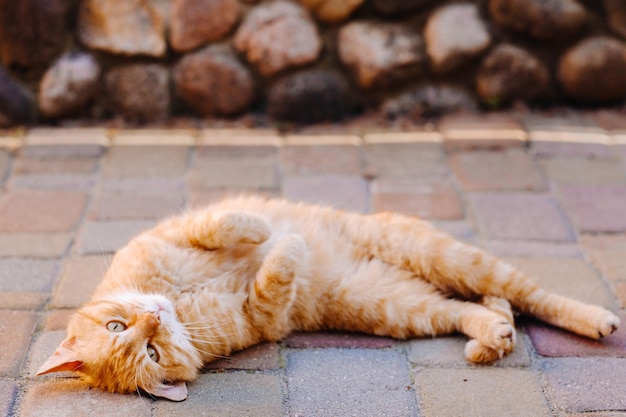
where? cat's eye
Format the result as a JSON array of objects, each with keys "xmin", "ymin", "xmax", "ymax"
[
  {"xmin": 147, "ymin": 345, "xmax": 159, "ymax": 362},
  {"xmin": 106, "ymin": 321, "xmax": 127, "ymax": 333}
]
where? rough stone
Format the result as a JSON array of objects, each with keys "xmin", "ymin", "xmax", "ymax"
[
  {"xmin": 267, "ymin": 70, "xmax": 354, "ymax": 124},
  {"xmin": 174, "ymin": 45, "xmax": 254, "ymax": 116},
  {"xmin": 0, "ymin": 0, "xmax": 67, "ymax": 67},
  {"xmin": 79, "ymin": 0, "xmax": 165, "ymax": 57},
  {"xmin": 477, "ymin": 44, "xmax": 549, "ymax": 106},
  {"xmin": 0, "ymin": 68, "xmax": 33, "ymax": 127},
  {"xmin": 75, "ymin": 220, "xmax": 155, "ymax": 254},
  {"xmin": 489, "ymin": 0, "xmax": 586, "ymax": 40},
  {"xmin": 170, "ymin": 0, "xmax": 241, "ymax": 52},
  {"xmin": 38, "ymin": 52, "xmax": 100, "ymax": 118},
  {"xmin": 299, "ymin": 0, "xmax": 363, "ymax": 23},
  {"xmin": 233, "ymin": 0, "xmax": 322, "ymax": 77},
  {"xmin": 381, "ymin": 85, "xmax": 477, "ymax": 119},
  {"xmin": 0, "ymin": 310, "xmax": 37, "ymax": 377},
  {"xmin": 105, "ymin": 64, "xmax": 170, "ymax": 123},
  {"xmin": 372, "ymin": 0, "xmax": 434, "ymax": 15},
  {"xmin": 338, "ymin": 21, "xmax": 424, "ymax": 89},
  {"xmin": 605, "ymin": 0, "xmax": 626, "ymax": 39},
  {"xmin": 0, "ymin": 381, "xmax": 15, "ymax": 417},
  {"xmin": 282, "ymin": 175, "xmax": 369, "ymax": 213},
  {"xmin": 558, "ymin": 37, "xmax": 626, "ymax": 103},
  {"xmin": 424, "ymin": 4, "xmax": 491, "ymax": 74},
  {"xmin": 559, "ymin": 184, "xmax": 626, "ymax": 233}
]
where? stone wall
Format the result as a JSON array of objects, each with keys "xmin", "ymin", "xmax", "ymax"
[{"xmin": 0, "ymin": 0, "xmax": 625, "ymax": 126}]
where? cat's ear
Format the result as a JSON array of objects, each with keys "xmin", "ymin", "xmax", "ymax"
[
  {"xmin": 36, "ymin": 336, "xmax": 83, "ymax": 376},
  {"xmin": 144, "ymin": 381, "xmax": 188, "ymax": 401}
]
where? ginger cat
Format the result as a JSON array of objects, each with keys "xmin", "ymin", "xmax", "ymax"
[{"xmin": 38, "ymin": 196, "xmax": 620, "ymax": 401}]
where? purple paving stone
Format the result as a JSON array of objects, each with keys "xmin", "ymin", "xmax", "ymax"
[
  {"xmin": 559, "ymin": 184, "xmax": 626, "ymax": 233},
  {"xmin": 541, "ymin": 357, "xmax": 626, "ymax": 412},
  {"xmin": 287, "ymin": 348, "xmax": 418, "ymax": 417},
  {"xmin": 283, "ymin": 331, "xmax": 397, "ymax": 349},
  {"xmin": 470, "ymin": 192, "xmax": 575, "ymax": 241},
  {"xmin": 526, "ymin": 316, "xmax": 626, "ymax": 358},
  {"xmin": 282, "ymin": 174, "xmax": 369, "ymax": 213}
]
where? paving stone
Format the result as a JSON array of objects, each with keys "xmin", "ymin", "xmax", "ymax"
[
  {"xmin": 287, "ymin": 349, "xmax": 418, "ymax": 417},
  {"xmin": 22, "ymin": 128, "xmax": 108, "ymax": 158},
  {"xmin": 438, "ymin": 113, "xmax": 527, "ymax": 151},
  {"xmin": 559, "ymin": 185, "xmax": 626, "ymax": 233},
  {"xmin": 526, "ymin": 314, "xmax": 626, "ymax": 358},
  {"xmin": 187, "ymin": 189, "xmax": 279, "ymax": 209},
  {"xmin": 0, "ymin": 258, "xmax": 59, "ymax": 293},
  {"xmin": 9, "ymin": 174, "xmax": 97, "ymax": 190},
  {"xmin": 0, "ymin": 380, "xmax": 16, "ymax": 417},
  {"xmin": 408, "ymin": 334, "xmax": 531, "ymax": 367},
  {"xmin": 505, "ymin": 257, "xmax": 617, "ymax": 308},
  {"xmin": 449, "ymin": 149, "xmax": 546, "ymax": 192},
  {"xmin": 371, "ymin": 178, "xmax": 464, "ymax": 220},
  {"xmin": 75, "ymin": 220, "xmax": 155, "ymax": 254},
  {"xmin": 283, "ymin": 331, "xmax": 397, "ymax": 349},
  {"xmin": 99, "ymin": 177, "xmax": 186, "ymax": 195},
  {"xmin": 280, "ymin": 143, "xmax": 362, "ymax": 175},
  {"xmin": 203, "ymin": 342, "xmax": 279, "ymax": 370},
  {"xmin": 0, "ymin": 149, "xmax": 10, "ymax": 183},
  {"xmin": 363, "ymin": 142, "xmax": 446, "ymax": 178},
  {"xmin": 44, "ymin": 309, "xmax": 74, "ymax": 330},
  {"xmin": 12, "ymin": 157, "xmax": 98, "ymax": 175},
  {"xmin": 19, "ymin": 380, "xmax": 152, "ymax": 417},
  {"xmin": 470, "ymin": 193, "xmax": 575, "ymax": 241},
  {"xmin": 155, "ymin": 373, "xmax": 283, "ymax": 417},
  {"xmin": 102, "ymin": 145, "xmax": 190, "ymax": 178},
  {"xmin": 0, "ymin": 233, "xmax": 71, "ymax": 258},
  {"xmin": 488, "ymin": 240, "xmax": 582, "ymax": 258},
  {"xmin": 282, "ymin": 175, "xmax": 369, "ymax": 213},
  {"xmin": 580, "ymin": 234, "xmax": 626, "ymax": 283},
  {"xmin": 28, "ymin": 330, "xmax": 67, "ymax": 377},
  {"xmin": 90, "ymin": 190, "xmax": 185, "ymax": 220},
  {"xmin": 0, "ymin": 310, "xmax": 37, "ymax": 377},
  {"xmin": 190, "ymin": 148, "xmax": 278, "ymax": 189},
  {"xmin": 538, "ymin": 156, "xmax": 626, "ymax": 185},
  {"xmin": 50, "ymin": 256, "xmax": 111, "ymax": 308},
  {"xmin": 416, "ymin": 368, "xmax": 551, "ymax": 417},
  {"xmin": 0, "ymin": 190, "xmax": 87, "ymax": 232},
  {"xmin": 0, "ymin": 293, "xmax": 47, "ymax": 309},
  {"xmin": 541, "ymin": 358, "xmax": 626, "ymax": 412},
  {"xmin": 431, "ymin": 219, "xmax": 476, "ymax": 240}
]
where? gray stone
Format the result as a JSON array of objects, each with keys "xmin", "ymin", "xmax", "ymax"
[
  {"xmin": 299, "ymin": 0, "xmax": 364, "ymax": 23},
  {"xmin": 75, "ymin": 220, "xmax": 155, "ymax": 254},
  {"xmin": 233, "ymin": 0, "xmax": 322, "ymax": 77},
  {"xmin": 38, "ymin": 52, "xmax": 100, "ymax": 118},
  {"xmin": 338, "ymin": 21, "xmax": 425, "ymax": 88},
  {"xmin": 381, "ymin": 85, "xmax": 477, "ymax": 119},
  {"xmin": 170, "ymin": 0, "xmax": 241, "ymax": 52},
  {"xmin": 0, "ymin": 68, "xmax": 33, "ymax": 127},
  {"xmin": 267, "ymin": 70, "xmax": 354, "ymax": 124},
  {"xmin": 372, "ymin": 0, "xmax": 434, "ymax": 15},
  {"xmin": 174, "ymin": 45, "xmax": 254, "ymax": 116},
  {"xmin": 105, "ymin": 64, "xmax": 170, "ymax": 123},
  {"xmin": 605, "ymin": 0, "xmax": 626, "ymax": 39},
  {"xmin": 287, "ymin": 349, "xmax": 418, "ymax": 417},
  {"xmin": 78, "ymin": 0, "xmax": 166, "ymax": 57},
  {"xmin": 558, "ymin": 37, "xmax": 626, "ymax": 103},
  {"xmin": 489, "ymin": 0, "xmax": 586, "ymax": 40},
  {"xmin": 0, "ymin": 258, "xmax": 59, "ymax": 293},
  {"xmin": 424, "ymin": 4, "xmax": 491, "ymax": 74},
  {"xmin": 0, "ymin": 0, "xmax": 68, "ymax": 67},
  {"xmin": 476, "ymin": 44, "xmax": 549, "ymax": 106}
]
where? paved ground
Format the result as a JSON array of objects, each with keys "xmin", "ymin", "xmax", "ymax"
[{"xmin": 1, "ymin": 111, "xmax": 626, "ymax": 416}]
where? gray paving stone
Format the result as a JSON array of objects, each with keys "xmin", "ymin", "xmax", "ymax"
[
  {"xmin": 541, "ymin": 358, "xmax": 626, "ymax": 413},
  {"xmin": 416, "ymin": 368, "xmax": 551, "ymax": 417},
  {"xmin": 102, "ymin": 145, "xmax": 190, "ymax": 178},
  {"xmin": 0, "ymin": 258, "xmax": 59, "ymax": 293},
  {"xmin": 9, "ymin": 174, "xmax": 97, "ymax": 190},
  {"xmin": 190, "ymin": 149, "xmax": 278, "ymax": 189},
  {"xmin": 0, "ymin": 380, "xmax": 16, "ymax": 417},
  {"xmin": 282, "ymin": 175, "xmax": 369, "ymax": 213},
  {"xmin": 559, "ymin": 185, "xmax": 626, "ymax": 233},
  {"xmin": 0, "ymin": 310, "xmax": 37, "ymax": 377},
  {"xmin": 50, "ymin": 256, "xmax": 110, "ymax": 308},
  {"xmin": 0, "ymin": 233, "xmax": 71, "ymax": 258},
  {"xmin": 75, "ymin": 220, "xmax": 155, "ymax": 254},
  {"xmin": 155, "ymin": 373, "xmax": 283, "ymax": 417},
  {"xmin": 19, "ymin": 380, "xmax": 152, "ymax": 417},
  {"xmin": 287, "ymin": 348, "xmax": 418, "ymax": 417},
  {"xmin": 28, "ymin": 330, "xmax": 67, "ymax": 377}
]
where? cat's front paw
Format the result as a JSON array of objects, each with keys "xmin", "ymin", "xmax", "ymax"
[
  {"xmin": 594, "ymin": 310, "xmax": 620, "ymax": 339},
  {"xmin": 483, "ymin": 319, "xmax": 516, "ymax": 354}
]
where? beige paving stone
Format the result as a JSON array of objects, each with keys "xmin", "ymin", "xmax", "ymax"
[
  {"xmin": 19, "ymin": 380, "xmax": 152, "ymax": 417},
  {"xmin": 506, "ymin": 257, "xmax": 617, "ymax": 308},
  {"xmin": 438, "ymin": 113, "xmax": 527, "ymax": 151},
  {"xmin": 538, "ymin": 156, "xmax": 626, "ymax": 184},
  {"xmin": 0, "ymin": 310, "xmax": 37, "ymax": 377},
  {"xmin": 44, "ymin": 309, "xmax": 75, "ymax": 330},
  {"xmin": 280, "ymin": 143, "xmax": 362, "ymax": 175},
  {"xmin": 28, "ymin": 330, "xmax": 67, "ymax": 377},
  {"xmin": 75, "ymin": 220, "xmax": 155, "ymax": 254},
  {"xmin": 102, "ymin": 145, "xmax": 191, "ymax": 178},
  {"xmin": 112, "ymin": 129, "xmax": 197, "ymax": 145},
  {"xmin": 0, "ymin": 293, "xmax": 47, "ymax": 309},
  {"xmin": 363, "ymin": 143, "xmax": 445, "ymax": 178},
  {"xmin": 0, "ymin": 233, "xmax": 71, "ymax": 258},
  {"xmin": 416, "ymin": 368, "xmax": 551, "ymax": 417},
  {"xmin": 189, "ymin": 152, "xmax": 278, "ymax": 189},
  {"xmin": 50, "ymin": 256, "xmax": 111, "ymax": 308},
  {"xmin": 12, "ymin": 157, "xmax": 98, "ymax": 175}
]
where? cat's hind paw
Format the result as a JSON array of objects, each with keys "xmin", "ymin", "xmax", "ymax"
[
  {"xmin": 595, "ymin": 310, "xmax": 620, "ymax": 339},
  {"xmin": 464, "ymin": 339, "xmax": 502, "ymax": 364}
]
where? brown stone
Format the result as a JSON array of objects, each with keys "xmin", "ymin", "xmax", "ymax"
[
  {"xmin": 299, "ymin": 0, "xmax": 364, "ymax": 23},
  {"xmin": 170, "ymin": 0, "xmax": 241, "ymax": 52},
  {"xmin": 105, "ymin": 64, "xmax": 170, "ymax": 123},
  {"xmin": 338, "ymin": 21, "xmax": 424, "ymax": 88},
  {"xmin": 489, "ymin": 0, "xmax": 586, "ymax": 40},
  {"xmin": 0, "ymin": 0, "xmax": 68, "ymax": 67},
  {"xmin": 476, "ymin": 44, "xmax": 549, "ymax": 106},
  {"xmin": 371, "ymin": 0, "xmax": 434, "ymax": 15},
  {"xmin": 233, "ymin": 0, "xmax": 322, "ymax": 77},
  {"xmin": 0, "ymin": 68, "xmax": 33, "ymax": 127},
  {"xmin": 605, "ymin": 0, "xmax": 626, "ymax": 39},
  {"xmin": 424, "ymin": 4, "xmax": 491, "ymax": 74},
  {"xmin": 558, "ymin": 37, "xmax": 626, "ymax": 103},
  {"xmin": 174, "ymin": 45, "xmax": 254, "ymax": 116},
  {"xmin": 38, "ymin": 52, "xmax": 100, "ymax": 118},
  {"xmin": 78, "ymin": 0, "xmax": 166, "ymax": 57}
]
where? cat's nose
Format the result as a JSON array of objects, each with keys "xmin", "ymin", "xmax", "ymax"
[{"xmin": 136, "ymin": 312, "xmax": 160, "ymax": 337}]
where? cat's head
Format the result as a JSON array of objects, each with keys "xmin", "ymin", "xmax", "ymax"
[{"xmin": 37, "ymin": 292, "xmax": 202, "ymax": 401}]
